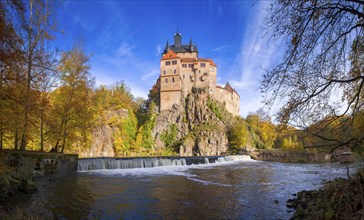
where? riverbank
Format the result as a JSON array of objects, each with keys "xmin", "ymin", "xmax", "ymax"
[
  {"xmin": 249, "ymin": 149, "xmax": 335, "ymax": 163},
  {"xmin": 287, "ymin": 168, "xmax": 364, "ymax": 219},
  {"xmin": 0, "ymin": 150, "xmax": 77, "ymax": 201}
]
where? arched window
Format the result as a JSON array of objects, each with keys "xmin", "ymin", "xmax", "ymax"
[
  {"xmin": 174, "ymin": 69, "xmax": 176, "ymax": 74},
  {"xmin": 165, "ymin": 78, "xmax": 168, "ymax": 83},
  {"xmin": 172, "ymin": 77, "xmax": 175, "ymax": 83}
]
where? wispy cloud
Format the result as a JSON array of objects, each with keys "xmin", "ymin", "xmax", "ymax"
[
  {"xmin": 141, "ymin": 70, "xmax": 159, "ymax": 83},
  {"xmin": 72, "ymin": 14, "xmax": 95, "ymax": 33},
  {"xmin": 90, "ymin": 38, "xmax": 159, "ymax": 99},
  {"xmin": 155, "ymin": 44, "xmax": 163, "ymax": 56},
  {"xmin": 217, "ymin": 5, "xmax": 223, "ymax": 17},
  {"xmin": 229, "ymin": 1, "xmax": 275, "ymax": 91},
  {"xmin": 224, "ymin": 1, "xmax": 278, "ymax": 117},
  {"xmin": 211, "ymin": 45, "xmax": 230, "ymax": 52},
  {"xmin": 116, "ymin": 42, "xmax": 134, "ymax": 58}
]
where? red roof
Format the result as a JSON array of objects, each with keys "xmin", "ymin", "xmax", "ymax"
[{"xmin": 161, "ymin": 50, "xmax": 180, "ymax": 60}]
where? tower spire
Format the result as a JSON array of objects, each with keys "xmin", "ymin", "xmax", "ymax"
[
  {"xmin": 164, "ymin": 40, "xmax": 169, "ymax": 53},
  {"xmin": 174, "ymin": 30, "xmax": 181, "ymax": 47}
]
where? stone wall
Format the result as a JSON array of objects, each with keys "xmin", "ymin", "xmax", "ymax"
[
  {"xmin": 0, "ymin": 150, "xmax": 78, "ymax": 200},
  {"xmin": 249, "ymin": 149, "xmax": 331, "ymax": 163},
  {"xmin": 212, "ymin": 87, "xmax": 240, "ymax": 116}
]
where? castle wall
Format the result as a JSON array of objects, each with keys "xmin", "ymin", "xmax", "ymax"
[
  {"xmin": 160, "ymin": 57, "xmax": 182, "ymax": 110},
  {"xmin": 212, "ymin": 87, "xmax": 240, "ymax": 116},
  {"xmin": 160, "ymin": 90, "xmax": 181, "ymax": 111}
]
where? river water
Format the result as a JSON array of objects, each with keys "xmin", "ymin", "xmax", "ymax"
[{"xmin": 24, "ymin": 158, "xmax": 362, "ymax": 219}]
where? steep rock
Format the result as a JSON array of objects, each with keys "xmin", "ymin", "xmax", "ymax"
[
  {"xmin": 152, "ymin": 86, "xmax": 231, "ymax": 156},
  {"xmin": 80, "ymin": 109, "xmax": 129, "ymax": 158}
]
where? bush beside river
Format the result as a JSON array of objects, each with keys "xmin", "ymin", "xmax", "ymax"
[{"xmin": 288, "ymin": 169, "xmax": 364, "ymax": 219}]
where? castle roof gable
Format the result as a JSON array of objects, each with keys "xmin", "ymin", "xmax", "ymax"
[
  {"xmin": 161, "ymin": 49, "xmax": 180, "ymax": 60},
  {"xmin": 224, "ymin": 82, "xmax": 234, "ymax": 93}
]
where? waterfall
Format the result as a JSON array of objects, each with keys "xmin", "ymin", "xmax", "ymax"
[{"xmin": 78, "ymin": 155, "xmax": 252, "ymax": 171}]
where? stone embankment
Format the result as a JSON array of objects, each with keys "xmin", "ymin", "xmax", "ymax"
[
  {"xmin": 287, "ymin": 170, "xmax": 364, "ymax": 219},
  {"xmin": 0, "ymin": 150, "xmax": 77, "ymax": 200},
  {"xmin": 248, "ymin": 149, "xmax": 331, "ymax": 163}
]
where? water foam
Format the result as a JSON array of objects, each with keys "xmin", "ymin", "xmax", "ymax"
[{"xmin": 78, "ymin": 155, "xmax": 255, "ymax": 177}]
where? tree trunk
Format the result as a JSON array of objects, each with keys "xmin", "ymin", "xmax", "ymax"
[
  {"xmin": 54, "ymin": 139, "xmax": 59, "ymax": 152},
  {"xmin": 0, "ymin": 126, "xmax": 3, "ymax": 150},
  {"xmin": 19, "ymin": 109, "xmax": 29, "ymax": 150},
  {"xmin": 40, "ymin": 110, "xmax": 44, "ymax": 151},
  {"xmin": 14, "ymin": 130, "xmax": 19, "ymax": 150},
  {"xmin": 61, "ymin": 124, "xmax": 67, "ymax": 153}
]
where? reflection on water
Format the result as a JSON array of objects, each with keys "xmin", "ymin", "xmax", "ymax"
[{"xmin": 25, "ymin": 160, "xmax": 363, "ymax": 219}]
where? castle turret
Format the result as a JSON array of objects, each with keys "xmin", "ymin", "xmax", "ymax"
[
  {"xmin": 164, "ymin": 40, "xmax": 169, "ymax": 54},
  {"xmin": 189, "ymin": 39, "xmax": 194, "ymax": 51},
  {"xmin": 174, "ymin": 31, "xmax": 181, "ymax": 47}
]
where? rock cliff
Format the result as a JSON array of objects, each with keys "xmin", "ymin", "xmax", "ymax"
[
  {"xmin": 152, "ymin": 86, "xmax": 232, "ymax": 156},
  {"xmin": 80, "ymin": 109, "xmax": 129, "ymax": 158}
]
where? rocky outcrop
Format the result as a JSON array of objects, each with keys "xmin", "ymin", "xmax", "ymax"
[
  {"xmin": 80, "ymin": 109, "xmax": 129, "ymax": 158},
  {"xmin": 152, "ymin": 86, "xmax": 231, "ymax": 156}
]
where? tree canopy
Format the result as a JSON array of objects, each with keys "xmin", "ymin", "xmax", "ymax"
[{"xmin": 263, "ymin": 0, "xmax": 364, "ymax": 150}]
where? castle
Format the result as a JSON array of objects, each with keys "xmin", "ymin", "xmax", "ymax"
[{"xmin": 157, "ymin": 32, "xmax": 240, "ymax": 116}]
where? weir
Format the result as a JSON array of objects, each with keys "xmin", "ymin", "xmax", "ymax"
[{"xmin": 78, "ymin": 155, "xmax": 251, "ymax": 171}]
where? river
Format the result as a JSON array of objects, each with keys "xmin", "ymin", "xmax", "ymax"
[{"xmin": 17, "ymin": 157, "xmax": 363, "ymax": 219}]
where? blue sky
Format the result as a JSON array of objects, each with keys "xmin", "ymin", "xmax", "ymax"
[{"xmin": 55, "ymin": 0, "xmax": 276, "ymax": 117}]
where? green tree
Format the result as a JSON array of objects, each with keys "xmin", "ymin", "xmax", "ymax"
[
  {"xmin": 112, "ymin": 110, "xmax": 138, "ymax": 156},
  {"xmin": 228, "ymin": 118, "xmax": 250, "ymax": 153},
  {"xmin": 135, "ymin": 102, "xmax": 157, "ymax": 154}
]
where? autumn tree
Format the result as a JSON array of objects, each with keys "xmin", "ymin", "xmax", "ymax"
[
  {"xmin": 263, "ymin": 0, "xmax": 364, "ymax": 150},
  {"xmin": 246, "ymin": 113, "xmax": 277, "ymax": 149},
  {"xmin": 228, "ymin": 118, "xmax": 250, "ymax": 153},
  {"xmin": 50, "ymin": 46, "xmax": 94, "ymax": 153},
  {"xmin": 0, "ymin": 1, "xmax": 25, "ymax": 149}
]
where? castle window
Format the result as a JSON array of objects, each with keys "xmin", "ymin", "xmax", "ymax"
[
  {"xmin": 174, "ymin": 69, "xmax": 176, "ymax": 74},
  {"xmin": 166, "ymin": 61, "xmax": 171, "ymax": 66},
  {"xmin": 164, "ymin": 70, "xmax": 166, "ymax": 75},
  {"xmin": 200, "ymin": 63, "xmax": 206, "ymax": 67},
  {"xmin": 172, "ymin": 60, "xmax": 177, "ymax": 65},
  {"xmin": 165, "ymin": 78, "xmax": 168, "ymax": 83},
  {"xmin": 172, "ymin": 77, "xmax": 175, "ymax": 83},
  {"xmin": 183, "ymin": 75, "xmax": 185, "ymax": 79},
  {"xmin": 188, "ymin": 64, "xmax": 194, "ymax": 68},
  {"xmin": 182, "ymin": 64, "xmax": 187, "ymax": 68}
]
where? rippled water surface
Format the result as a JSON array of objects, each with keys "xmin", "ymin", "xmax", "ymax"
[{"xmin": 30, "ymin": 160, "xmax": 362, "ymax": 219}]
